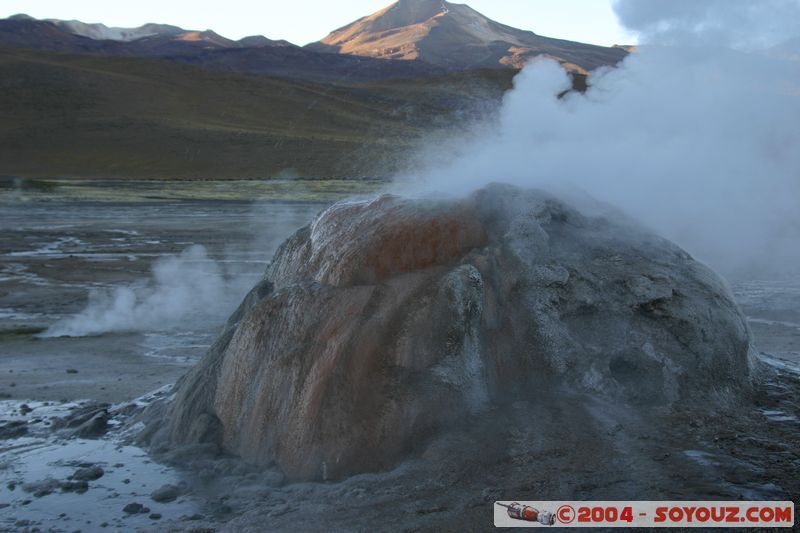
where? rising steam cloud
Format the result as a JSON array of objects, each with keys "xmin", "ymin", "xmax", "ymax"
[
  {"xmin": 613, "ymin": 0, "xmax": 800, "ymax": 50},
  {"xmin": 43, "ymin": 245, "xmax": 255, "ymax": 337},
  {"xmin": 404, "ymin": 0, "xmax": 800, "ymax": 277}
]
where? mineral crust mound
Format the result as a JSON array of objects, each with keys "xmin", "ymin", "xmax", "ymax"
[{"xmin": 153, "ymin": 184, "xmax": 752, "ymax": 481}]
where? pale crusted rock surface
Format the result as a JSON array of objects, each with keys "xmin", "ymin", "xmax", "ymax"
[{"xmin": 149, "ymin": 183, "xmax": 752, "ymax": 482}]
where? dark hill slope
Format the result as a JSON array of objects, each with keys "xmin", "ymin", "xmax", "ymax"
[{"xmin": 0, "ymin": 47, "xmax": 515, "ymax": 179}]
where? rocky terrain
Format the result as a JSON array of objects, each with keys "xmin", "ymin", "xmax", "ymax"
[
  {"xmin": 2, "ymin": 184, "xmax": 798, "ymax": 532},
  {"xmin": 102, "ymin": 184, "xmax": 799, "ymax": 533},
  {"xmin": 134, "ymin": 184, "xmax": 783, "ymax": 494}
]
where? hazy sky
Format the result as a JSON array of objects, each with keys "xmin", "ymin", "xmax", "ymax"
[{"xmin": 0, "ymin": 0, "xmax": 635, "ymax": 46}]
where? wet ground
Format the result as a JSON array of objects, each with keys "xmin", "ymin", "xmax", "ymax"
[
  {"xmin": 0, "ymin": 178, "xmax": 378, "ymax": 402},
  {"xmin": 0, "ymin": 178, "xmax": 797, "ymax": 532},
  {"xmin": 0, "ymin": 389, "xmax": 201, "ymax": 532},
  {"xmin": 732, "ymin": 279, "xmax": 800, "ymax": 371},
  {"xmin": 0, "ymin": 178, "xmax": 378, "ymax": 532}
]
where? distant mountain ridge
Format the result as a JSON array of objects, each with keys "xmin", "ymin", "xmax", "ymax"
[
  {"xmin": 308, "ymin": 0, "xmax": 627, "ymax": 73},
  {"xmin": 3, "ymin": 13, "xmax": 293, "ymax": 50},
  {"xmin": 0, "ymin": 2, "xmax": 627, "ymax": 80},
  {"xmin": 51, "ymin": 19, "xmax": 185, "ymax": 42},
  {"xmin": 0, "ymin": 14, "xmax": 444, "ymax": 81}
]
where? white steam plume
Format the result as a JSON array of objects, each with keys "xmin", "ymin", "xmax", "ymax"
[
  {"xmin": 401, "ymin": 0, "xmax": 800, "ymax": 277},
  {"xmin": 613, "ymin": 0, "xmax": 800, "ymax": 50},
  {"xmin": 43, "ymin": 245, "xmax": 255, "ymax": 337}
]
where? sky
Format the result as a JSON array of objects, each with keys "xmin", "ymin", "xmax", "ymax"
[{"xmin": 0, "ymin": 0, "xmax": 635, "ymax": 47}]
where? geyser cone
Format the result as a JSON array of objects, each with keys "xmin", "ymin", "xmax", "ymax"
[{"xmin": 154, "ymin": 184, "xmax": 752, "ymax": 481}]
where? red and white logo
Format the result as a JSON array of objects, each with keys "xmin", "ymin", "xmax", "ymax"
[{"xmin": 494, "ymin": 501, "xmax": 795, "ymax": 528}]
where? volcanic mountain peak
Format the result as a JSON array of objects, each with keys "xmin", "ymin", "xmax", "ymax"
[
  {"xmin": 310, "ymin": 0, "xmax": 627, "ymax": 72},
  {"xmin": 365, "ymin": 0, "xmax": 451, "ymax": 30},
  {"xmin": 320, "ymin": 1, "xmax": 506, "ymax": 49}
]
